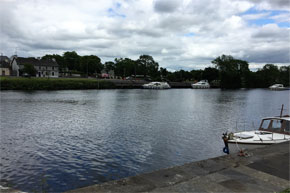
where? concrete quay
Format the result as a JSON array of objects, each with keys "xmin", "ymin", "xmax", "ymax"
[{"xmin": 67, "ymin": 142, "xmax": 289, "ymax": 193}]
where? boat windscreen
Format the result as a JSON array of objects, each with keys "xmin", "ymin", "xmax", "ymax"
[
  {"xmin": 271, "ymin": 120, "xmax": 282, "ymax": 132},
  {"xmin": 285, "ymin": 121, "xmax": 290, "ymax": 133},
  {"xmin": 261, "ymin": 119, "xmax": 282, "ymax": 132}
]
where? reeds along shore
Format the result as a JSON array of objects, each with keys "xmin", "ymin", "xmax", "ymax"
[{"xmin": 0, "ymin": 77, "xmax": 116, "ymax": 90}]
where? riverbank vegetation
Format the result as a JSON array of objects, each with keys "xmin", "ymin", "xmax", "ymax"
[
  {"xmin": 0, "ymin": 77, "xmax": 115, "ymax": 90},
  {"xmin": 12, "ymin": 51, "xmax": 290, "ymax": 89}
]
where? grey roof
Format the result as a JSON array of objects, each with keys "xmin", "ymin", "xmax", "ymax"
[
  {"xmin": 0, "ymin": 60, "xmax": 10, "ymax": 68},
  {"xmin": 0, "ymin": 56, "xmax": 10, "ymax": 68},
  {"xmin": 16, "ymin": 57, "xmax": 59, "ymax": 67},
  {"xmin": 0, "ymin": 56, "xmax": 9, "ymax": 62}
]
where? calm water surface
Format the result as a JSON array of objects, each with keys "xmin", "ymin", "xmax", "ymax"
[{"xmin": 0, "ymin": 89, "xmax": 289, "ymax": 192}]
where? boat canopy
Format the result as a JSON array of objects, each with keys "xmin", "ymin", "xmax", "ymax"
[{"xmin": 259, "ymin": 116, "xmax": 290, "ymax": 134}]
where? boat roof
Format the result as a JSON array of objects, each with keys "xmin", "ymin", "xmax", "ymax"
[{"xmin": 262, "ymin": 116, "xmax": 290, "ymax": 121}]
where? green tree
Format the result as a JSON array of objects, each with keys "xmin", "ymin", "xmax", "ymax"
[
  {"xmin": 255, "ymin": 64, "xmax": 280, "ymax": 87},
  {"xmin": 190, "ymin": 70, "xmax": 203, "ymax": 81},
  {"xmin": 114, "ymin": 58, "xmax": 136, "ymax": 78},
  {"xmin": 212, "ymin": 55, "xmax": 249, "ymax": 89},
  {"xmin": 81, "ymin": 55, "xmax": 103, "ymax": 76},
  {"xmin": 104, "ymin": 61, "xmax": 116, "ymax": 73},
  {"xmin": 23, "ymin": 63, "xmax": 37, "ymax": 76},
  {"xmin": 279, "ymin": 66, "xmax": 290, "ymax": 87},
  {"xmin": 136, "ymin": 55, "xmax": 159, "ymax": 78},
  {"xmin": 160, "ymin": 67, "xmax": 168, "ymax": 79},
  {"xmin": 202, "ymin": 67, "xmax": 219, "ymax": 82},
  {"xmin": 63, "ymin": 51, "xmax": 81, "ymax": 71}
]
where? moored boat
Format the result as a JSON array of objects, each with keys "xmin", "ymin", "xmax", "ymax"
[
  {"xmin": 269, "ymin": 84, "xmax": 287, "ymax": 90},
  {"xmin": 142, "ymin": 82, "xmax": 171, "ymax": 89},
  {"xmin": 191, "ymin": 80, "xmax": 210, "ymax": 89},
  {"xmin": 222, "ymin": 106, "xmax": 290, "ymax": 154}
]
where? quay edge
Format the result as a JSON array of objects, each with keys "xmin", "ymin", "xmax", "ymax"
[{"xmin": 66, "ymin": 141, "xmax": 289, "ymax": 193}]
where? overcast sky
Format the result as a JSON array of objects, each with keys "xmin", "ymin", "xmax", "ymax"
[{"xmin": 0, "ymin": 0, "xmax": 289, "ymax": 70}]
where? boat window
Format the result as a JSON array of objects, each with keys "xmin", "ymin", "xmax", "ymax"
[
  {"xmin": 261, "ymin": 120, "xmax": 271, "ymax": 130},
  {"xmin": 271, "ymin": 120, "xmax": 282, "ymax": 132},
  {"xmin": 285, "ymin": 121, "xmax": 290, "ymax": 133}
]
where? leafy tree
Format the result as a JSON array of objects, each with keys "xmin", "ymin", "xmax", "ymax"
[
  {"xmin": 202, "ymin": 67, "xmax": 219, "ymax": 82},
  {"xmin": 255, "ymin": 64, "xmax": 280, "ymax": 87},
  {"xmin": 190, "ymin": 70, "xmax": 203, "ymax": 81},
  {"xmin": 23, "ymin": 63, "xmax": 37, "ymax": 76},
  {"xmin": 212, "ymin": 55, "xmax": 249, "ymax": 88},
  {"xmin": 114, "ymin": 58, "xmax": 136, "ymax": 77},
  {"xmin": 81, "ymin": 55, "xmax": 103, "ymax": 76},
  {"xmin": 104, "ymin": 61, "xmax": 116, "ymax": 73},
  {"xmin": 160, "ymin": 67, "xmax": 168, "ymax": 79},
  {"xmin": 279, "ymin": 66, "xmax": 290, "ymax": 87},
  {"xmin": 136, "ymin": 55, "xmax": 159, "ymax": 78},
  {"xmin": 63, "ymin": 51, "xmax": 81, "ymax": 71}
]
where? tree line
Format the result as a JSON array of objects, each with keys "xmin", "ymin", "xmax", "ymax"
[{"xmin": 41, "ymin": 52, "xmax": 289, "ymax": 88}]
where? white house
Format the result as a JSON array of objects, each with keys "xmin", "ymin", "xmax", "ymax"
[{"xmin": 12, "ymin": 57, "xmax": 59, "ymax": 78}]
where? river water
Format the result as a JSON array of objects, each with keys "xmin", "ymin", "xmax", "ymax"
[{"xmin": 0, "ymin": 89, "xmax": 289, "ymax": 192}]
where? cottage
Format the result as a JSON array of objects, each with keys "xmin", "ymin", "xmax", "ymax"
[
  {"xmin": 35, "ymin": 58, "xmax": 59, "ymax": 78},
  {"xmin": 0, "ymin": 56, "xmax": 11, "ymax": 76},
  {"xmin": 13, "ymin": 57, "xmax": 59, "ymax": 78}
]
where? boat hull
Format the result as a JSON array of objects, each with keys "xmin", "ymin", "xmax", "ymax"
[
  {"xmin": 191, "ymin": 85, "xmax": 210, "ymax": 89},
  {"xmin": 227, "ymin": 142, "xmax": 267, "ymax": 153}
]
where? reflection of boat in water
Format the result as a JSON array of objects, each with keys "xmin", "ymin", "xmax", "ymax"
[
  {"xmin": 222, "ymin": 105, "xmax": 290, "ymax": 154},
  {"xmin": 269, "ymin": 84, "xmax": 287, "ymax": 90},
  {"xmin": 191, "ymin": 80, "xmax": 210, "ymax": 89},
  {"xmin": 142, "ymin": 82, "xmax": 171, "ymax": 89}
]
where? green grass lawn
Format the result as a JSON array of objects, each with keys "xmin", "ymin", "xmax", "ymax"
[{"xmin": 0, "ymin": 77, "xmax": 116, "ymax": 90}]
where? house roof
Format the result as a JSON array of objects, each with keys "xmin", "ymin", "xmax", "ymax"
[
  {"xmin": 0, "ymin": 60, "xmax": 10, "ymax": 68},
  {"xmin": 0, "ymin": 56, "xmax": 10, "ymax": 68},
  {"xmin": 16, "ymin": 57, "xmax": 59, "ymax": 67},
  {"xmin": 0, "ymin": 56, "xmax": 9, "ymax": 62}
]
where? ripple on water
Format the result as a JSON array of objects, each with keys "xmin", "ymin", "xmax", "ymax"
[{"xmin": 0, "ymin": 89, "xmax": 289, "ymax": 192}]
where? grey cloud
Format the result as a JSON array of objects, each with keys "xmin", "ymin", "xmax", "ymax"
[
  {"xmin": 154, "ymin": 0, "xmax": 181, "ymax": 13},
  {"xmin": 244, "ymin": 48, "xmax": 290, "ymax": 63},
  {"xmin": 251, "ymin": 25, "xmax": 290, "ymax": 42},
  {"xmin": 244, "ymin": 0, "xmax": 290, "ymax": 10}
]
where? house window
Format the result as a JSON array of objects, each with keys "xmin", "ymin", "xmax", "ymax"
[
  {"xmin": 52, "ymin": 72, "xmax": 54, "ymax": 76},
  {"xmin": 2, "ymin": 70, "xmax": 5, "ymax": 76},
  {"xmin": 38, "ymin": 72, "xmax": 41, "ymax": 77},
  {"xmin": 52, "ymin": 66, "xmax": 54, "ymax": 70}
]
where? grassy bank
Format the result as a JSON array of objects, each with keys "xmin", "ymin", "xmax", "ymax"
[{"xmin": 0, "ymin": 77, "xmax": 116, "ymax": 90}]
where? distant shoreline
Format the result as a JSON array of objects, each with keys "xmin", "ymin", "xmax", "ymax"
[
  {"xmin": 1, "ymin": 77, "xmax": 288, "ymax": 90},
  {"xmin": 0, "ymin": 77, "xmax": 116, "ymax": 90},
  {"xmin": 0, "ymin": 77, "xmax": 199, "ymax": 90}
]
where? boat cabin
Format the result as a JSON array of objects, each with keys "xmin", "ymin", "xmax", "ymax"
[{"xmin": 259, "ymin": 116, "xmax": 290, "ymax": 134}]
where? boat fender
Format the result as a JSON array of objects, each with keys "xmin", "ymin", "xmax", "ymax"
[
  {"xmin": 222, "ymin": 132, "xmax": 230, "ymax": 154},
  {"xmin": 223, "ymin": 146, "xmax": 229, "ymax": 154}
]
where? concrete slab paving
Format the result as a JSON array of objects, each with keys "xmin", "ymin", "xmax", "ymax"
[{"xmin": 67, "ymin": 142, "xmax": 290, "ymax": 193}]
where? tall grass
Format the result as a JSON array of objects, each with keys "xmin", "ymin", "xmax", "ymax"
[{"xmin": 0, "ymin": 77, "xmax": 116, "ymax": 90}]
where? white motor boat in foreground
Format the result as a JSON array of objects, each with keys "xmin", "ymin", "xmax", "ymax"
[
  {"xmin": 222, "ymin": 110, "xmax": 290, "ymax": 154},
  {"xmin": 269, "ymin": 84, "xmax": 287, "ymax": 90},
  {"xmin": 191, "ymin": 80, "xmax": 210, "ymax": 89},
  {"xmin": 142, "ymin": 82, "xmax": 171, "ymax": 89}
]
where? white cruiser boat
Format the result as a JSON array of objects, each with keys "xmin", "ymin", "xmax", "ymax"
[
  {"xmin": 191, "ymin": 80, "xmax": 210, "ymax": 89},
  {"xmin": 222, "ymin": 109, "xmax": 290, "ymax": 154},
  {"xmin": 142, "ymin": 82, "xmax": 171, "ymax": 89},
  {"xmin": 269, "ymin": 84, "xmax": 286, "ymax": 90}
]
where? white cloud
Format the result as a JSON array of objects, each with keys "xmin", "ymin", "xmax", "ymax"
[{"xmin": 0, "ymin": 0, "xmax": 289, "ymax": 70}]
